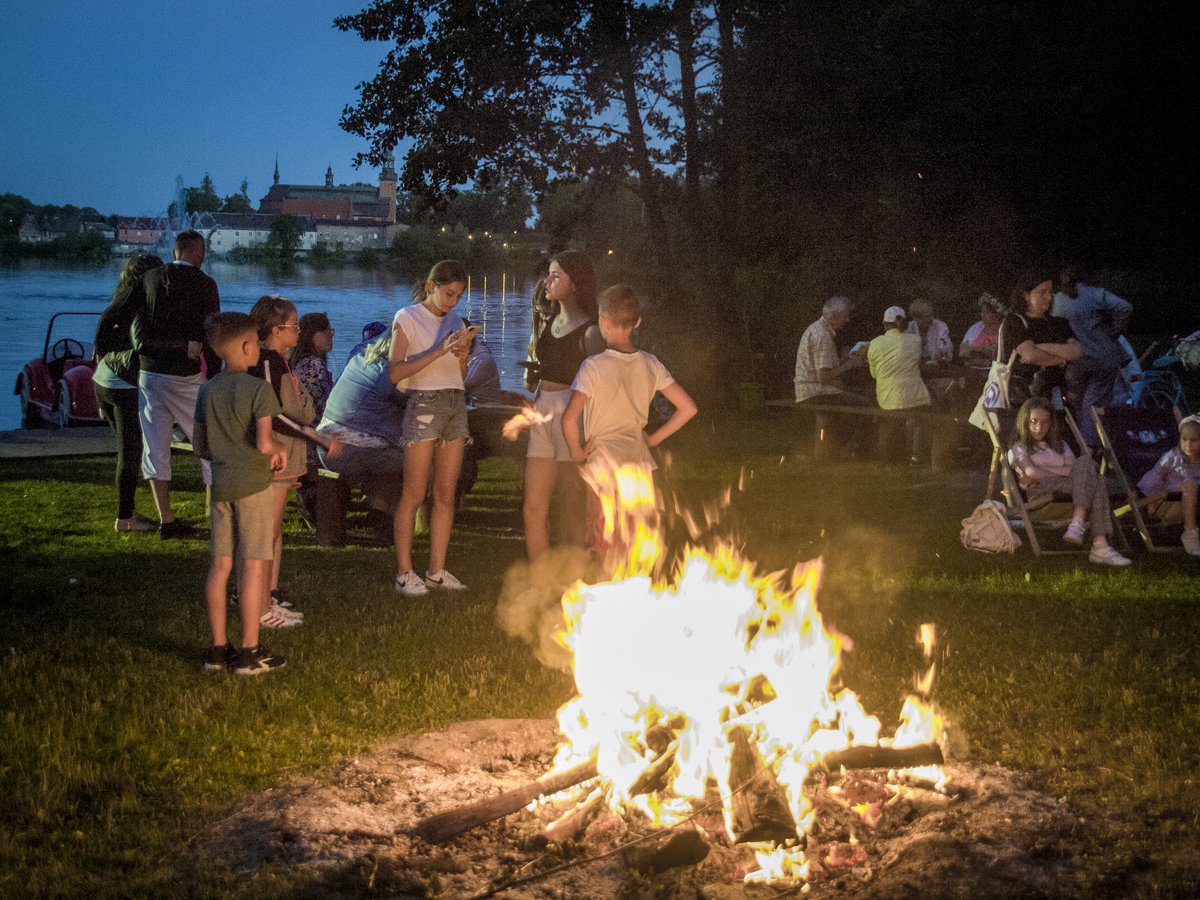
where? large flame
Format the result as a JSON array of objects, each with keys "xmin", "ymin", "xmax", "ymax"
[{"xmin": 547, "ymin": 459, "xmax": 945, "ymax": 882}]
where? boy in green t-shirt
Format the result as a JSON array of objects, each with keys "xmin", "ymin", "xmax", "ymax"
[{"xmin": 193, "ymin": 312, "xmax": 288, "ymax": 675}]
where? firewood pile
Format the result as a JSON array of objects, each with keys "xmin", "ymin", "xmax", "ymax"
[{"xmin": 192, "ymin": 719, "xmax": 1093, "ymax": 898}]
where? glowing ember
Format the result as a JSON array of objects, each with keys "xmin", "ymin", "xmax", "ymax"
[
  {"xmin": 502, "ymin": 406, "xmax": 553, "ymax": 441},
  {"xmin": 545, "ymin": 457, "xmax": 947, "ymax": 884}
]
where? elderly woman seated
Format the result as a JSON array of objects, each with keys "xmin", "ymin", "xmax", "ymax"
[
  {"xmin": 1008, "ymin": 397, "xmax": 1130, "ymax": 565},
  {"xmin": 960, "ymin": 293, "xmax": 1005, "ymax": 366}
]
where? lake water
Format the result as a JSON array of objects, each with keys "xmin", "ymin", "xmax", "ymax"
[{"xmin": 0, "ymin": 260, "xmax": 536, "ymax": 431}]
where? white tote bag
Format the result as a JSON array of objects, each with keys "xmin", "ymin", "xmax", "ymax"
[{"xmin": 968, "ymin": 351, "xmax": 1017, "ymax": 431}]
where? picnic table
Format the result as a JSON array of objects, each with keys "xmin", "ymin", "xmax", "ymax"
[{"xmin": 768, "ymin": 361, "xmax": 989, "ymax": 469}]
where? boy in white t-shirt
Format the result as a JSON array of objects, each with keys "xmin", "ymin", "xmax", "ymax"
[{"xmin": 562, "ymin": 285, "xmax": 697, "ymax": 559}]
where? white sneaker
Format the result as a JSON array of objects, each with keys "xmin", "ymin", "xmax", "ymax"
[
  {"xmin": 260, "ymin": 603, "xmax": 303, "ymax": 628},
  {"xmin": 1088, "ymin": 545, "xmax": 1131, "ymax": 567},
  {"xmin": 395, "ymin": 571, "xmax": 429, "ymax": 597},
  {"xmin": 1063, "ymin": 519, "xmax": 1086, "ymax": 545},
  {"xmin": 1182, "ymin": 529, "xmax": 1200, "ymax": 556},
  {"xmin": 114, "ymin": 514, "xmax": 157, "ymax": 533},
  {"xmin": 424, "ymin": 569, "xmax": 467, "ymax": 591}
]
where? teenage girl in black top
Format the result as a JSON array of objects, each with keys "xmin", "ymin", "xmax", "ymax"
[{"xmin": 523, "ymin": 250, "xmax": 605, "ymax": 562}]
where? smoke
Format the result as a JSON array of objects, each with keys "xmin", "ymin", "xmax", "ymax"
[{"xmin": 496, "ymin": 546, "xmax": 601, "ymax": 671}]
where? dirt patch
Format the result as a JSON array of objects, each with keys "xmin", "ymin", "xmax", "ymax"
[{"xmin": 194, "ymin": 718, "xmax": 1117, "ymax": 898}]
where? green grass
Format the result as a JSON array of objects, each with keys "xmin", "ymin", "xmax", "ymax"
[{"xmin": 1, "ymin": 413, "xmax": 1198, "ymax": 897}]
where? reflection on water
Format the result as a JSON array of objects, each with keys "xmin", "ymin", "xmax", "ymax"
[{"xmin": 0, "ymin": 259, "xmax": 536, "ymax": 431}]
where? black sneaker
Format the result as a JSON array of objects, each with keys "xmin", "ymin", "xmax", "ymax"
[
  {"xmin": 202, "ymin": 644, "xmax": 234, "ymax": 671},
  {"xmin": 231, "ymin": 645, "xmax": 287, "ymax": 675},
  {"xmin": 160, "ymin": 519, "xmax": 197, "ymax": 540}
]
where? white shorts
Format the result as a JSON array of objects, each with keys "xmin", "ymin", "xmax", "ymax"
[
  {"xmin": 526, "ymin": 388, "xmax": 574, "ymax": 461},
  {"xmin": 138, "ymin": 370, "xmax": 211, "ymax": 484}
]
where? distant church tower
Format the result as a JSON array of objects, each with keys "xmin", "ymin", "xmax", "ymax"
[
  {"xmin": 273, "ymin": 155, "xmax": 280, "ymax": 186},
  {"xmin": 325, "ymin": 165, "xmax": 334, "ymax": 188},
  {"xmin": 379, "ymin": 152, "xmax": 398, "ymax": 224}
]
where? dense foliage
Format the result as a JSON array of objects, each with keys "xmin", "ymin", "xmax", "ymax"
[{"xmin": 338, "ymin": 1, "xmax": 1199, "ymax": 397}]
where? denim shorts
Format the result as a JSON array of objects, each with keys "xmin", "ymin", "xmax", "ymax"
[{"xmin": 400, "ymin": 389, "xmax": 469, "ymax": 446}]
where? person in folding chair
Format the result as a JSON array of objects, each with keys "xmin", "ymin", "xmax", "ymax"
[
  {"xmin": 1009, "ymin": 397, "xmax": 1131, "ymax": 565},
  {"xmin": 1136, "ymin": 415, "xmax": 1200, "ymax": 555}
]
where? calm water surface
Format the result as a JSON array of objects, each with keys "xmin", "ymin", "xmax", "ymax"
[{"xmin": 0, "ymin": 260, "xmax": 536, "ymax": 431}]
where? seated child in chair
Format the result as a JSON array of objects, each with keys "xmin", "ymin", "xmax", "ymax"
[
  {"xmin": 1137, "ymin": 415, "xmax": 1200, "ymax": 556},
  {"xmin": 1009, "ymin": 397, "xmax": 1130, "ymax": 566}
]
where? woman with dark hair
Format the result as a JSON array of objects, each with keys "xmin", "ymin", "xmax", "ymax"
[
  {"xmin": 290, "ymin": 312, "xmax": 334, "ymax": 421},
  {"xmin": 290, "ymin": 312, "xmax": 335, "ymax": 520},
  {"xmin": 998, "ymin": 269, "xmax": 1081, "ymax": 404},
  {"xmin": 93, "ymin": 253, "xmax": 164, "ymax": 532},
  {"xmin": 1009, "ymin": 397, "xmax": 1129, "ymax": 565},
  {"xmin": 523, "ymin": 249, "xmax": 605, "ymax": 562},
  {"xmin": 388, "ymin": 259, "xmax": 475, "ymax": 596}
]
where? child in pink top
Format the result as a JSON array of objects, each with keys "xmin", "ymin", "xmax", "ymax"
[
  {"xmin": 1009, "ymin": 397, "xmax": 1130, "ymax": 565},
  {"xmin": 1137, "ymin": 415, "xmax": 1200, "ymax": 555}
]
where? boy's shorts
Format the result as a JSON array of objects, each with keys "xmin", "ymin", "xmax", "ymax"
[
  {"xmin": 210, "ymin": 485, "xmax": 275, "ymax": 559},
  {"xmin": 400, "ymin": 389, "xmax": 468, "ymax": 446},
  {"xmin": 526, "ymin": 388, "xmax": 573, "ymax": 461}
]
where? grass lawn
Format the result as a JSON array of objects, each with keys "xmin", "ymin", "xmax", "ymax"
[{"xmin": 2, "ymin": 410, "xmax": 1198, "ymax": 898}]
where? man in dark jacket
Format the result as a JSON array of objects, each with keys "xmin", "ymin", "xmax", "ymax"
[{"xmin": 132, "ymin": 230, "xmax": 220, "ymax": 538}]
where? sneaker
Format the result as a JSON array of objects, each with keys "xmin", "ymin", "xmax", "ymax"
[
  {"xmin": 115, "ymin": 514, "xmax": 157, "ymax": 533},
  {"xmin": 260, "ymin": 603, "xmax": 303, "ymax": 628},
  {"xmin": 159, "ymin": 519, "xmax": 197, "ymax": 540},
  {"xmin": 202, "ymin": 644, "xmax": 234, "ymax": 671},
  {"xmin": 395, "ymin": 570, "xmax": 429, "ymax": 597},
  {"xmin": 271, "ymin": 589, "xmax": 300, "ymax": 613},
  {"xmin": 271, "ymin": 595, "xmax": 303, "ymax": 620},
  {"xmin": 1063, "ymin": 519, "xmax": 1087, "ymax": 545},
  {"xmin": 425, "ymin": 568, "xmax": 467, "ymax": 591},
  {"xmin": 1088, "ymin": 545, "xmax": 1132, "ymax": 567},
  {"xmin": 231, "ymin": 645, "xmax": 286, "ymax": 675},
  {"xmin": 1182, "ymin": 529, "xmax": 1200, "ymax": 557}
]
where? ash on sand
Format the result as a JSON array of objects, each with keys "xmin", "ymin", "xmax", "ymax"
[{"xmin": 192, "ymin": 718, "xmax": 1107, "ymax": 898}]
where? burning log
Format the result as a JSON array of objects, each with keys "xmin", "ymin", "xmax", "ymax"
[
  {"xmin": 622, "ymin": 828, "xmax": 710, "ymax": 874},
  {"xmin": 414, "ymin": 759, "xmax": 598, "ymax": 844},
  {"xmin": 530, "ymin": 786, "xmax": 607, "ymax": 848},
  {"xmin": 813, "ymin": 742, "xmax": 944, "ymax": 777},
  {"xmin": 725, "ymin": 726, "xmax": 796, "ymax": 844}
]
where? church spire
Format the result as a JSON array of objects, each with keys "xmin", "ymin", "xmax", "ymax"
[
  {"xmin": 381, "ymin": 151, "xmax": 397, "ymax": 183},
  {"xmin": 273, "ymin": 154, "xmax": 280, "ymax": 186},
  {"xmin": 325, "ymin": 165, "xmax": 334, "ymax": 188}
]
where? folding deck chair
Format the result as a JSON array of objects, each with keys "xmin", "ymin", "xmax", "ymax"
[
  {"xmin": 1091, "ymin": 404, "xmax": 1185, "ymax": 553},
  {"xmin": 979, "ymin": 406, "xmax": 1123, "ymax": 556}
]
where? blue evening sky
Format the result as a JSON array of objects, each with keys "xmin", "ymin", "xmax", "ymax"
[{"xmin": 1, "ymin": 0, "xmax": 398, "ymax": 216}]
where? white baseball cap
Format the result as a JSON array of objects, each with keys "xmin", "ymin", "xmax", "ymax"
[{"xmin": 883, "ymin": 305, "xmax": 906, "ymax": 323}]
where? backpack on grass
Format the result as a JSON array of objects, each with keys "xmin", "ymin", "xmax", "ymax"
[{"xmin": 960, "ymin": 500, "xmax": 1022, "ymax": 553}]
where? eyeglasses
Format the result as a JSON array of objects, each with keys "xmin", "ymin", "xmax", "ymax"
[{"xmin": 278, "ymin": 323, "xmax": 300, "ymax": 331}]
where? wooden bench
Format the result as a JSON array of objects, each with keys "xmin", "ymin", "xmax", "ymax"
[{"xmin": 765, "ymin": 399, "xmax": 974, "ymax": 469}]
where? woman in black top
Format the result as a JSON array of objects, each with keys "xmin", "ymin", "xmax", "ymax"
[
  {"xmin": 93, "ymin": 253, "xmax": 163, "ymax": 532},
  {"xmin": 523, "ymin": 250, "xmax": 605, "ymax": 562},
  {"xmin": 998, "ymin": 269, "xmax": 1081, "ymax": 404}
]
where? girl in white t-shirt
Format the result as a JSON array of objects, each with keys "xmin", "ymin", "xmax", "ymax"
[{"xmin": 388, "ymin": 260, "xmax": 474, "ymax": 597}]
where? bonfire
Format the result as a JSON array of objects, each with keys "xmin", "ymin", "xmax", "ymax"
[{"xmin": 417, "ymin": 454, "xmax": 948, "ymax": 888}]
